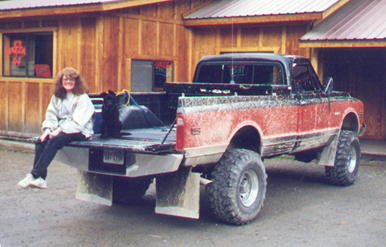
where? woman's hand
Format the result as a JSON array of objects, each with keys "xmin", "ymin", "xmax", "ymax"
[
  {"xmin": 39, "ymin": 129, "xmax": 61, "ymax": 142},
  {"xmin": 39, "ymin": 129, "xmax": 51, "ymax": 142},
  {"xmin": 49, "ymin": 129, "xmax": 61, "ymax": 138}
]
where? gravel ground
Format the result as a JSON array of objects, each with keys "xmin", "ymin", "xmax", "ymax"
[{"xmin": 1, "ymin": 148, "xmax": 385, "ymax": 247}]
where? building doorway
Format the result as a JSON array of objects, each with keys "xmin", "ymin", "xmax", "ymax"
[{"xmin": 321, "ymin": 48, "xmax": 386, "ymax": 140}]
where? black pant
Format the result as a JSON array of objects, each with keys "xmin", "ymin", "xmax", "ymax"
[{"xmin": 31, "ymin": 132, "xmax": 85, "ymax": 179}]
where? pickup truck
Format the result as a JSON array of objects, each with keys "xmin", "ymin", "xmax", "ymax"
[{"xmin": 54, "ymin": 53, "xmax": 365, "ymax": 225}]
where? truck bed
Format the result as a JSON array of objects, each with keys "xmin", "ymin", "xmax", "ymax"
[{"xmin": 67, "ymin": 127, "xmax": 177, "ymax": 153}]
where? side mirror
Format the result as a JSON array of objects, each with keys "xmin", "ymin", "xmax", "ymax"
[{"xmin": 324, "ymin": 77, "xmax": 333, "ymax": 95}]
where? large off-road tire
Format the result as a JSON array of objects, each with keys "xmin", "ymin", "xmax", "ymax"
[
  {"xmin": 207, "ymin": 149, "xmax": 267, "ymax": 225},
  {"xmin": 325, "ymin": 130, "xmax": 361, "ymax": 186},
  {"xmin": 113, "ymin": 176, "xmax": 153, "ymax": 204}
]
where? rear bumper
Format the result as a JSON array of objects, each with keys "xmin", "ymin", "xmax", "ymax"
[{"xmin": 55, "ymin": 146, "xmax": 183, "ymax": 177}]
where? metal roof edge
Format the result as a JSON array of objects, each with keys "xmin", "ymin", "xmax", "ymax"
[
  {"xmin": 183, "ymin": 12, "xmax": 323, "ymax": 27},
  {"xmin": 0, "ymin": 0, "xmax": 172, "ymax": 19},
  {"xmin": 0, "ymin": 5, "xmax": 102, "ymax": 19},
  {"xmin": 183, "ymin": 0, "xmax": 346, "ymax": 24},
  {"xmin": 0, "ymin": 0, "xmax": 115, "ymax": 12},
  {"xmin": 321, "ymin": 0, "xmax": 350, "ymax": 19},
  {"xmin": 299, "ymin": 39, "xmax": 386, "ymax": 48},
  {"xmin": 300, "ymin": 0, "xmax": 386, "ymax": 47},
  {"xmin": 101, "ymin": 0, "xmax": 172, "ymax": 12}
]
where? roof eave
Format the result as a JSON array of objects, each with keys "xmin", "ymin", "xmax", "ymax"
[
  {"xmin": 0, "ymin": 5, "xmax": 103, "ymax": 19},
  {"xmin": 321, "ymin": 0, "xmax": 350, "ymax": 20},
  {"xmin": 0, "ymin": 0, "xmax": 172, "ymax": 20},
  {"xmin": 102, "ymin": 0, "xmax": 172, "ymax": 11},
  {"xmin": 182, "ymin": 0, "xmax": 350, "ymax": 27},
  {"xmin": 299, "ymin": 39, "xmax": 386, "ymax": 48},
  {"xmin": 183, "ymin": 13, "xmax": 324, "ymax": 27}
]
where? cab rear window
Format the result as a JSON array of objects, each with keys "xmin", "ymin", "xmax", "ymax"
[{"xmin": 195, "ymin": 62, "xmax": 284, "ymax": 85}]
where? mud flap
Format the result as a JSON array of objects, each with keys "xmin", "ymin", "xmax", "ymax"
[
  {"xmin": 155, "ymin": 167, "xmax": 200, "ymax": 219},
  {"xmin": 75, "ymin": 170, "xmax": 113, "ymax": 206},
  {"xmin": 316, "ymin": 133, "xmax": 339, "ymax": 167}
]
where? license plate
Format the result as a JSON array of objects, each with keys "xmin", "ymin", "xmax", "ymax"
[{"xmin": 103, "ymin": 150, "xmax": 124, "ymax": 165}]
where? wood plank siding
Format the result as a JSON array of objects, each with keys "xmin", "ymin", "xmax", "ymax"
[{"xmin": 0, "ymin": 0, "xmax": 312, "ymax": 136}]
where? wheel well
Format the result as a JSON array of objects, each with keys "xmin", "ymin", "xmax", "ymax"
[
  {"xmin": 229, "ymin": 126, "xmax": 261, "ymax": 154},
  {"xmin": 341, "ymin": 112, "xmax": 360, "ymax": 134}
]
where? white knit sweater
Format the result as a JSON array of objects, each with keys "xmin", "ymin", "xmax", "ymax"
[{"xmin": 42, "ymin": 93, "xmax": 95, "ymax": 138}]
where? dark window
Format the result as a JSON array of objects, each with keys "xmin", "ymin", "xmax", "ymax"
[
  {"xmin": 196, "ymin": 62, "xmax": 283, "ymax": 85},
  {"xmin": 293, "ymin": 64, "xmax": 314, "ymax": 91},
  {"xmin": 131, "ymin": 60, "xmax": 173, "ymax": 92},
  {"xmin": 196, "ymin": 64, "xmax": 223, "ymax": 83},
  {"xmin": 3, "ymin": 32, "xmax": 53, "ymax": 77}
]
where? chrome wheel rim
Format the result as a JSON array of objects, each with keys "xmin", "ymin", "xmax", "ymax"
[
  {"xmin": 239, "ymin": 169, "xmax": 259, "ymax": 207},
  {"xmin": 347, "ymin": 145, "xmax": 357, "ymax": 173}
]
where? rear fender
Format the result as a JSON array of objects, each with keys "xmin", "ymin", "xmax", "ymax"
[{"xmin": 228, "ymin": 123, "xmax": 262, "ymax": 154}]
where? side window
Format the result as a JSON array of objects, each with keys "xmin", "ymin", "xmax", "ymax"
[
  {"xmin": 3, "ymin": 32, "xmax": 53, "ymax": 77},
  {"xmin": 293, "ymin": 64, "xmax": 314, "ymax": 91}
]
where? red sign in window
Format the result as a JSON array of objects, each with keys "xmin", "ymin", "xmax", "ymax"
[
  {"xmin": 34, "ymin": 64, "xmax": 51, "ymax": 77},
  {"xmin": 9, "ymin": 40, "xmax": 26, "ymax": 66},
  {"xmin": 155, "ymin": 61, "xmax": 173, "ymax": 68}
]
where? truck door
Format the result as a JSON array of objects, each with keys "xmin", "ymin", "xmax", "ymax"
[{"xmin": 293, "ymin": 62, "xmax": 330, "ymax": 152}]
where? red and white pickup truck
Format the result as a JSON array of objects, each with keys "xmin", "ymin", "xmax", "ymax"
[{"xmin": 55, "ymin": 53, "xmax": 365, "ymax": 225}]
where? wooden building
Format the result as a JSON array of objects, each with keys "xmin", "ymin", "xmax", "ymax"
[
  {"xmin": 0, "ymin": 0, "xmax": 195, "ymax": 136},
  {"xmin": 0, "ymin": 0, "xmax": 383, "ymax": 141}
]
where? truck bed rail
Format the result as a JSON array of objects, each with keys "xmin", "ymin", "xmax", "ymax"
[{"xmin": 67, "ymin": 128, "xmax": 177, "ymax": 153}]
